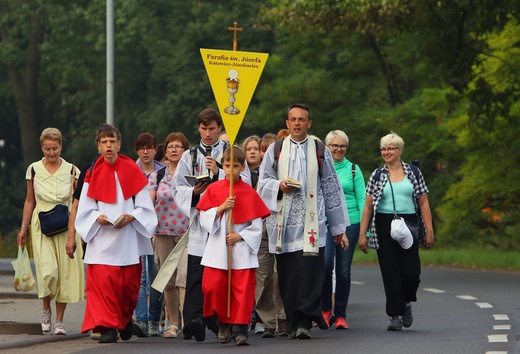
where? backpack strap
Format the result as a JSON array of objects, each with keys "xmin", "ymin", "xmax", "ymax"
[
  {"xmin": 314, "ymin": 139, "xmax": 325, "ymax": 177},
  {"xmin": 190, "ymin": 146, "xmax": 198, "ymax": 175},
  {"xmin": 351, "ymin": 163, "xmax": 357, "ymax": 195},
  {"xmin": 156, "ymin": 166, "xmax": 167, "ymax": 185},
  {"xmin": 409, "ymin": 164, "xmax": 420, "ymax": 181},
  {"xmin": 272, "ymin": 139, "xmax": 284, "ymax": 173}
]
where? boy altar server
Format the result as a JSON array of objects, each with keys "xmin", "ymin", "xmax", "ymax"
[
  {"xmin": 75, "ymin": 124, "xmax": 158, "ymax": 343},
  {"xmin": 197, "ymin": 147, "xmax": 270, "ymax": 346}
]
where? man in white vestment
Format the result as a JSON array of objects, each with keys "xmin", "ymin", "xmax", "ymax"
[{"xmin": 257, "ymin": 103, "xmax": 350, "ymax": 340}]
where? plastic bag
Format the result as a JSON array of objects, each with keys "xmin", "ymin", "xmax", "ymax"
[{"xmin": 11, "ymin": 245, "xmax": 36, "ymax": 292}]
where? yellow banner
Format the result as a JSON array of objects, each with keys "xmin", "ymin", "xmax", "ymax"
[{"xmin": 200, "ymin": 48, "xmax": 269, "ymax": 144}]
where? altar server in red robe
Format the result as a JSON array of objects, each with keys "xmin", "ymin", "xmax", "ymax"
[
  {"xmin": 197, "ymin": 146, "xmax": 270, "ymax": 346},
  {"xmin": 75, "ymin": 124, "xmax": 158, "ymax": 343}
]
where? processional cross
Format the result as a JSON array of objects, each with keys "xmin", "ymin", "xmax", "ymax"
[{"xmin": 228, "ymin": 22, "xmax": 243, "ymax": 51}]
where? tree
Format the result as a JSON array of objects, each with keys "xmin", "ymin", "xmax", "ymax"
[
  {"xmin": 438, "ymin": 18, "xmax": 520, "ymax": 249},
  {"xmin": 0, "ymin": 1, "xmax": 45, "ymax": 166}
]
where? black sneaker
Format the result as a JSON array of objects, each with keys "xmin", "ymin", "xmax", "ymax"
[
  {"xmin": 218, "ymin": 326, "xmax": 231, "ymax": 344},
  {"xmin": 99, "ymin": 328, "xmax": 118, "ymax": 343},
  {"xmin": 190, "ymin": 318, "xmax": 206, "ymax": 342},
  {"xmin": 261, "ymin": 329, "xmax": 275, "ymax": 338},
  {"xmin": 295, "ymin": 327, "xmax": 312, "ymax": 339},
  {"xmin": 387, "ymin": 316, "xmax": 403, "ymax": 331},
  {"xmin": 235, "ymin": 334, "xmax": 249, "ymax": 346},
  {"xmin": 132, "ymin": 320, "xmax": 148, "ymax": 337},
  {"xmin": 119, "ymin": 320, "xmax": 133, "ymax": 341},
  {"xmin": 277, "ymin": 319, "xmax": 287, "ymax": 336},
  {"xmin": 182, "ymin": 325, "xmax": 192, "ymax": 340},
  {"xmin": 402, "ymin": 305, "xmax": 413, "ymax": 328}
]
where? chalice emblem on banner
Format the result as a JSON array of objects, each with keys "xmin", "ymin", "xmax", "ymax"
[{"xmin": 224, "ymin": 69, "xmax": 240, "ymax": 115}]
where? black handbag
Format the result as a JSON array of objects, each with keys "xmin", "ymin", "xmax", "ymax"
[
  {"xmin": 38, "ymin": 204, "xmax": 70, "ymax": 237},
  {"xmin": 37, "ymin": 164, "xmax": 76, "ymax": 237}
]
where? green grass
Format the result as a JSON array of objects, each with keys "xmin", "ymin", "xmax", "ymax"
[{"xmin": 353, "ymin": 248, "xmax": 520, "ymax": 272}]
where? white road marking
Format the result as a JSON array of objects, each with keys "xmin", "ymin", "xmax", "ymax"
[
  {"xmin": 493, "ymin": 325, "xmax": 511, "ymax": 330},
  {"xmin": 423, "ymin": 288, "xmax": 445, "ymax": 293},
  {"xmin": 485, "ymin": 351, "xmax": 509, "ymax": 354},
  {"xmin": 493, "ymin": 314, "xmax": 510, "ymax": 320},
  {"xmin": 476, "ymin": 302, "xmax": 493, "ymax": 308},
  {"xmin": 351, "ymin": 281, "xmax": 364, "ymax": 285},
  {"xmin": 487, "ymin": 334, "xmax": 508, "ymax": 343},
  {"xmin": 456, "ymin": 295, "xmax": 477, "ymax": 300}
]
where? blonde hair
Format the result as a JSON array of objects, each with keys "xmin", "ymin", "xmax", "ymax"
[
  {"xmin": 40, "ymin": 128, "xmax": 62, "ymax": 144},
  {"xmin": 380, "ymin": 131, "xmax": 404, "ymax": 149},
  {"xmin": 242, "ymin": 135, "xmax": 261, "ymax": 152}
]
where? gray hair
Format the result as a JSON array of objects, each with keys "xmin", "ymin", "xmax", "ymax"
[{"xmin": 324, "ymin": 130, "xmax": 349, "ymax": 146}]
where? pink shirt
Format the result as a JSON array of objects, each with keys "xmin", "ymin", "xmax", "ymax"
[{"xmin": 148, "ymin": 167, "xmax": 189, "ymax": 236}]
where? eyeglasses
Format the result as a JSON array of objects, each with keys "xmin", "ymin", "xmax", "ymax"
[
  {"xmin": 380, "ymin": 147, "xmax": 400, "ymax": 152},
  {"xmin": 330, "ymin": 144, "xmax": 347, "ymax": 151},
  {"xmin": 167, "ymin": 145, "xmax": 185, "ymax": 151},
  {"xmin": 137, "ymin": 146, "xmax": 155, "ymax": 152}
]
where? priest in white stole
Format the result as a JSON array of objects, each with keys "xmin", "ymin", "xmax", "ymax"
[{"xmin": 257, "ymin": 103, "xmax": 350, "ymax": 340}]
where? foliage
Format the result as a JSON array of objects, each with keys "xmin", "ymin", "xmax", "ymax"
[
  {"xmin": 0, "ymin": 0, "xmax": 519, "ymax": 251},
  {"xmin": 438, "ymin": 18, "xmax": 520, "ymax": 249},
  {"xmin": 353, "ymin": 247, "xmax": 520, "ymax": 271}
]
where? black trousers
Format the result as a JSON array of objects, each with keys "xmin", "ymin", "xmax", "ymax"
[
  {"xmin": 183, "ymin": 254, "xmax": 218, "ymax": 335},
  {"xmin": 276, "ymin": 248, "xmax": 326, "ymax": 334},
  {"xmin": 375, "ymin": 213, "xmax": 421, "ymax": 317}
]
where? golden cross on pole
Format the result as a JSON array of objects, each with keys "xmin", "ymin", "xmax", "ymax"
[{"xmin": 228, "ymin": 22, "xmax": 243, "ymax": 51}]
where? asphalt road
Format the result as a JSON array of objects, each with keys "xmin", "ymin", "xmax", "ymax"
[{"xmin": 6, "ymin": 264, "xmax": 518, "ymax": 354}]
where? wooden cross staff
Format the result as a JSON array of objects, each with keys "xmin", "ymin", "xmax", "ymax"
[
  {"xmin": 228, "ymin": 21, "xmax": 243, "ymax": 51},
  {"xmin": 226, "ymin": 21, "xmax": 242, "ymax": 318}
]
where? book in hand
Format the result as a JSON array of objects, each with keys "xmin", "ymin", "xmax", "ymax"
[
  {"xmin": 107, "ymin": 215, "xmax": 127, "ymax": 227},
  {"xmin": 185, "ymin": 174, "xmax": 212, "ymax": 187},
  {"xmin": 286, "ymin": 178, "xmax": 301, "ymax": 188}
]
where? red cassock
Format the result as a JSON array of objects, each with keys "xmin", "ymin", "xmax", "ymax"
[
  {"xmin": 82, "ymin": 263, "xmax": 142, "ymax": 333},
  {"xmin": 202, "ymin": 267, "xmax": 256, "ymax": 324}
]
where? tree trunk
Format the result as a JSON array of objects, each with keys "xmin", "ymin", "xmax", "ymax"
[
  {"xmin": 1, "ymin": 5, "xmax": 43, "ymax": 167},
  {"xmin": 366, "ymin": 33, "xmax": 402, "ymax": 106}
]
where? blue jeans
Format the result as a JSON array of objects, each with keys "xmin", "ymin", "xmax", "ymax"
[
  {"xmin": 322, "ymin": 223, "xmax": 360, "ymax": 319},
  {"xmin": 135, "ymin": 254, "xmax": 162, "ymax": 322}
]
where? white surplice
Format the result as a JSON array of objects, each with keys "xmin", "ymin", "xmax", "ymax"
[{"xmin": 75, "ymin": 173, "xmax": 157, "ymax": 266}]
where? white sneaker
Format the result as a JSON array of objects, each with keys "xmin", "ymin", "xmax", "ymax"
[
  {"xmin": 40, "ymin": 309, "xmax": 51, "ymax": 332},
  {"xmin": 53, "ymin": 321, "xmax": 66, "ymax": 335},
  {"xmin": 255, "ymin": 323, "xmax": 265, "ymax": 334}
]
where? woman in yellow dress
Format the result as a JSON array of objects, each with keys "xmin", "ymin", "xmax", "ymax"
[{"xmin": 17, "ymin": 128, "xmax": 85, "ymax": 335}]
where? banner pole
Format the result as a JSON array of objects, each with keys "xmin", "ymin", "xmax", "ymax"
[{"xmin": 226, "ymin": 21, "xmax": 242, "ymax": 318}]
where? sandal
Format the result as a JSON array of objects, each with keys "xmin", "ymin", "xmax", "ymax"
[{"xmin": 163, "ymin": 325, "xmax": 179, "ymax": 338}]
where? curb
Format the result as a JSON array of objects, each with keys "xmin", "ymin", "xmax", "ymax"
[
  {"xmin": 0, "ymin": 331, "xmax": 87, "ymax": 351},
  {"xmin": 0, "ymin": 291, "xmax": 38, "ymax": 299}
]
